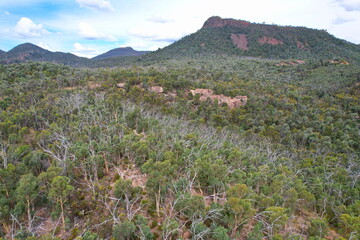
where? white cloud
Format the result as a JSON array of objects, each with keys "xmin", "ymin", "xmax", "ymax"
[
  {"xmin": 14, "ymin": 17, "xmax": 49, "ymax": 38},
  {"xmin": 129, "ymin": 28, "xmax": 187, "ymax": 42},
  {"xmin": 37, "ymin": 42, "xmax": 61, "ymax": 52},
  {"xmin": 335, "ymin": 0, "xmax": 360, "ymax": 11},
  {"xmin": 4, "ymin": 11, "xmax": 10, "ymax": 15},
  {"xmin": 78, "ymin": 22, "xmax": 117, "ymax": 41},
  {"xmin": 332, "ymin": 16, "xmax": 354, "ymax": 24},
  {"xmin": 38, "ymin": 42, "xmax": 52, "ymax": 51},
  {"xmin": 76, "ymin": 0, "xmax": 115, "ymax": 12},
  {"xmin": 72, "ymin": 42, "xmax": 99, "ymax": 58},
  {"xmin": 118, "ymin": 39, "xmax": 160, "ymax": 51}
]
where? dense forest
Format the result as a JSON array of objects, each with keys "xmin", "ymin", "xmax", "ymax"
[{"xmin": 0, "ymin": 56, "xmax": 359, "ymax": 240}]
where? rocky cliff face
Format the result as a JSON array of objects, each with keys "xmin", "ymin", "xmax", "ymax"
[{"xmin": 202, "ymin": 16, "xmax": 251, "ymax": 28}]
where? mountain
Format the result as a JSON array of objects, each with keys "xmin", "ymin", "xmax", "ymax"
[
  {"xmin": 93, "ymin": 47, "xmax": 150, "ymax": 60},
  {"xmin": 0, "ymin": 49, "xmax": 5, "ymax": 55},
  {"xmin": 0, "ymin": 43, "xmax": 89, "ymax": 66},
  {"xmin": 3, "ymin": 17, "xmax": 360, "ymax": 67},
  {"xmin": 144, "ymin": 16, "xmax": 360, "ymax": 64}
]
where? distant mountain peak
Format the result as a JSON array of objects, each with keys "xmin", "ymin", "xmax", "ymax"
[
  {"xmin": 203, "ymin": 16, "xmax": 251, "ymax": 28},
  {"xmin": 92, "ymin": 46, "xmax": 150, "ymax": 60},
  {"xmin": 1, "ymin": 42, "xmax": 88, "ymax": 66},
  {"xmin": 9, "ymin": 42, "xmax": 48, "ymax": 52}
]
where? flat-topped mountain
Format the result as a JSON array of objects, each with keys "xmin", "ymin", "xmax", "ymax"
[
  {"xmin": 145, "ymin": 16, "xmax": 360, "ymax": 63},
  {"xmin": 93, "ymin": 47, "xmax": 150, "ymax": 60},
  {"xmin": 203, "ymin": 16, "xmax": 251, "ymax": 28}
]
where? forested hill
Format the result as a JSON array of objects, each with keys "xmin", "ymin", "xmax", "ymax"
[
  {"xmin": 143, "ymin": 16, "xmax": 360, "ymax": 64},
  {"xmin": 0, "ymin": 43, "xmax": 90, "ymax": 67},
  {"xmin": 0, "ymin": 49, "xmax": 5, "ymax": 55},
  {"xmin": 92, "ymin": 47, "xmax": 150, "ymax": 60}
]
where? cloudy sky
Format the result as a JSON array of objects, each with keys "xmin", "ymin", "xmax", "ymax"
[{"xmin": 0, "ymin": 0, "xmax": 360, "ymax": 58}]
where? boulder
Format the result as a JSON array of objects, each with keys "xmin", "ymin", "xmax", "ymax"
[
  {"xmin": 190, "ymin": 89, "xmax": 213, "ymax": 96},
  {"xmin": 117, "ymin": 83, "xmax": 126, "ymax": 88},
  {"xmin": 150, "ymin": 86, "xmax": 164, "ymax": 93}
]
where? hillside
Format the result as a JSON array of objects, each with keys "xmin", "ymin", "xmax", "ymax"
[
  {"xmin": 143, "ymin": 16, "xmax": 360, "ymax": 64},
  {"xmin": 0, "ymin": 43, "xmax": 90, "ymax": 66},
  {"xmin": 0, "ymin": 49, "xmax": 5, "ymax": 55},
  {"xmin": 93, "ymin": 47, "xmax": 150, "ymax": 60}
]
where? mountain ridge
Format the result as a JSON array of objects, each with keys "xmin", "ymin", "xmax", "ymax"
[
  {"xmin": 1, "ymin": 17, "xmax": 360, "ymax": 66},
  {"xmin": 143, "ymin": 16, "xmax": 360, "ymax": 64},
  {"xmin": 92, "ymin": 47, "xmax": 150, "ymax": 60},
  {"xmin": 0, "ymin": 43, "xmax": 89, "ymax": 66}
]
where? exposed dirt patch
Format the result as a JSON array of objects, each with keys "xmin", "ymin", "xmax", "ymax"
[
  {"xmin": 239, "ymin": 219, "xmax": 256, "ymax": 240},
  {"xmin": 276, "ymin": 60, "xmax": 305, "ymax": 66},
  {"xmin": 284, "ymin": 215, "xmax": 308, "ymax": 237},
  {"xmin": 114, "ymin": 164, "xmax": 147, "ymax": 188},
  {"xmin": 325, "ymin": 229, "xmax": 342, "ymax": 240},
  {"xmin": 297, "ymin": 41, "xmax": 310, "ymax": 50},
  {"xmin": 88, "ymin": 82, "xmax": 101, "ymax": 89},
  {"xmin": 258, "ymin": 36, "xmax": 283, "ymax": 45},
  {"xmin": 329, "ymin": 59, "xmax": 350, "ymax": 65},
  {"xmin": 63, "ymin": 86, "xmax": 78, "ymax": 90},
  {"xmin": 200, "ymin": 42, "xmax": 206, "ymax": 47},
  {"xmin": 231, "ymin": 34, "xmax": 249, "ymax": 50},
  {"xmin": 35, "ymin": 218, "xmax": 61, "ymax": 237}
]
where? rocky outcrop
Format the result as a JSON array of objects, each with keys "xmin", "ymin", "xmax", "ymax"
[
  {"xmin": 150, "ymin": 86, "xmax": 164, "ymax": 93},
  {"xmin": 190, "ymin": 88, "xmax": 247, "ymax": 108},
  {"xmin": 190, "ymin": 89, "xmax": 214, "ymax": 96},
  {"xmin": 117, "ymin": 83, "xmax": 126, "ymax": 88},
  {"xmin": 231, "ymin": 34, "xmax": 249, "ymax": 50},
  {"xmin": 203, "ymin": 16, "xmax": 251, "ymax": 28},
  {"xmin": 258, "ymin": 36, "xmax": 283, "ymax": 45},
  {"xmin": 115, "ymin": 84, "xmax": 247, "ymax": 108}
]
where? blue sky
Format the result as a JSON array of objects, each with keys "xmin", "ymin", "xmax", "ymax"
[{"xmin": 1, "ymin": 0, "xmax": 360, "ymax": 58}]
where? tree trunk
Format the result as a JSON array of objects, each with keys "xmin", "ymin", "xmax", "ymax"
[
  {"xmin": 27, "ymin": 198, "xmax": 32, "ymax": 233},
  {"xmin": 103, "ymin": 152, "xmax": 109, "ymax": 174},
  {"xmin": 156, "ymin": 187, "xmax": 161, "ymax": 217},
  {"xmin": 231, "ymin": 217, "xmax": 239, "ymax": 238},
  {"xmin": 60, "ymin": 199, "xmax": 65, "ymax": 229}
]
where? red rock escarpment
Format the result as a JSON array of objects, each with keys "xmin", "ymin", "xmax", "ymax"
[{"xmin": 203, "ymin": 16, "xmax": 251, "ymax": 28}]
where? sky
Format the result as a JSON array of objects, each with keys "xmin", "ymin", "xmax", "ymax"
[{"xmin": 0, "ymin": 0, "xmax": 360, "ymax": 58}]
